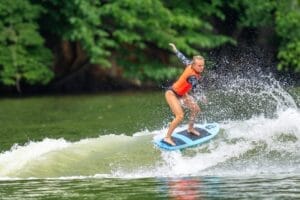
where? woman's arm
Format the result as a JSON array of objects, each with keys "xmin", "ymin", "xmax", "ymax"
[
  {"xmin": 175, "ymin": 50, "xmax": 192, "ymax": 66},
  {"xmin": 169, "ymin": 43, "xmax": 191, "ymax": 66}
]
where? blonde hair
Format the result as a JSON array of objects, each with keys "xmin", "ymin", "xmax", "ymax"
[{"xmin": 192, "ymin": 55, "xmax": 205, "ymax": 64}]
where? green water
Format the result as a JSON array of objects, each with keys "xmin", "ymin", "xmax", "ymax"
[
  {"xmin": 0, "ymin": 91, "xmax": 168, "ymax": 152},
  {"xmin": 1, "ymin": 91, "xmax": 300, "ymax": 199},
  {"xmin": 1, "ymin": 176, "xmax": 299, "ymax": 199}
]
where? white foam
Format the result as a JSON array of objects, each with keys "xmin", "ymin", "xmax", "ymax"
[
  {"xmin": 0, "ymin": 109, "xmax": 299, "ymax": 180},
  {"xmin": 0, "ymin": 138, "xmax": 70, "ymax": 177},
  {"xmin": 109, "ymin": 108, "xmax": 300, "ymax": 179},
  {"xmin": 223, "ymin": 108, "xmax": 300, "ymax": 148}
]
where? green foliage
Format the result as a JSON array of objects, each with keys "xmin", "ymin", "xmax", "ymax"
[
  {"xmin": 276, "ymin": 1, "xmax": 300, "ymax": 72},
  {"xmin": 103, "ymin": 0, "xmax": 233, "ymax": 51},
  {"xmin": 123, "ymin": 62, "xmax": 182, "ymax": 83},
  {"xmin": 99, "ymin": 0, "xmax": 234, "ymax": 82},
  {"xmin": 229, "ymin": 0, "xmax": 277, "ymax": 27},
  {"xmin": 230, "ymin": 0, "xmax": 300, "ymax": 73},
  {"xmin": 38, "ymin": 0, "xmax": 234, "ymax": 83},
  {"xmin": 277, "ymin": 41, "xmax": 300, "ymax": 72},
  {"xmin": 39, "ymin": 0, "xmax": 115, "ymax": 66},
  {"xmin": 0, "ymin": 0, "xmax": 53, "ymax": 90},
  {"xmin": 3, "ymin": 0, "xmax": 299, "ymax": 91}
]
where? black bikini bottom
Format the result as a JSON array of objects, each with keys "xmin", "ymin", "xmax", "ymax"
[{"xmin": 166, "ymin": 87, "xmax": 183, "ymax": 98}]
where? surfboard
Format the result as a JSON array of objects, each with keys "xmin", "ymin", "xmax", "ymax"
[{"xmin": 153, "ymin": 123, "xmax": 220, "ymax": 151}]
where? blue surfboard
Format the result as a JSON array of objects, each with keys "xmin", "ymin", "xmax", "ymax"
[{"xmin": 153, "ymin": 123, "xmax": 220, "ymax": 151}]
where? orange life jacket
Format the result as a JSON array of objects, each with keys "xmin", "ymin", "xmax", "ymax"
[{"xmin": 172, "ymin": 66, "xmax": 200, "ymax": 96}]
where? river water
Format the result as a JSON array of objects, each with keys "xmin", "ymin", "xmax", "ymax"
[{"xmin": 0, "ymin": 73, "xmax": 299, "ymax": 199}]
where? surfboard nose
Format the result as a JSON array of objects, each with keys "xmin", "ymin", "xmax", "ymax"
[{"xmin": 204, "ymin": 123, "xmax": 219, "ymax": 132}]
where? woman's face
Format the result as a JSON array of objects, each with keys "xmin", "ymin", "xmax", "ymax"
[{"xmin": 192, "ymin": 59, "xmax": 205, "ymax": 73}]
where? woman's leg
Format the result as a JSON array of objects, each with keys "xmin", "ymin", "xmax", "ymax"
[
  {"xmin": 164, "ymin": 90, "xmax": 184, "ymax": 146},
  {"xmin": 182, "ymin": 94, "xmax": 201, "ymax": 136}
]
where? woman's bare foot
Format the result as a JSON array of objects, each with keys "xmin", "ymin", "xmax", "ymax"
[
  {"xmin": 188, "ymin": 128, "xmax": 200, "ymax": 136},
  {"xmin": 163, "ymin": 137, "xmax": 176, "ymax": 146}
]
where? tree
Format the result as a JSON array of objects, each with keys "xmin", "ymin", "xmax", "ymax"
[
  {"xmin": 38, "ymin": 0, "xmax": 234, "ymax": 84},
  {"xmin": 99, "ymin": 0, "xmax": 235, "ymax": 82},
  {"xmin": 228, "ymin": 0, "xmax": 300, "ymax": 73},
  {"xmin": 276, "ymin": 0, "xmax": 300, "ymax": 72},
  {"xmin": 0, "ymin": 0, "xmax": 53, "ymax": 92}
]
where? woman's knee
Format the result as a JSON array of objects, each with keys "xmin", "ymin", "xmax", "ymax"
[
  {"xmin": 195, "ymin": 105, "xmax": 201, "ymax": 113},
  {"xmin": 191, "ymin": 105, "xmax": 201, "ymax": 113},
  {"xmin": 175, "ymin": 112, "xmax": 184, "ymax": 121}
]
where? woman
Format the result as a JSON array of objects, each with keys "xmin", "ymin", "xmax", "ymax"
[{"xmin": 164, "ymin": 43, "xmax": 205, "ymax": 146}]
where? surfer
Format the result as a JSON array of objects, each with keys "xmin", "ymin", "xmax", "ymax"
[{"xmin": 164, "ymin": 43, "xmax": 206, "ymax": 146}]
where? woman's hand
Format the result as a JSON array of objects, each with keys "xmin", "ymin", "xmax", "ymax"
[{"xmin": 169, "ymin": 43, "xmax": 177, "ymax": 53}]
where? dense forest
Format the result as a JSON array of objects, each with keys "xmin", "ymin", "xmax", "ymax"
[{"xmin": 0, "ymin": 0, "xmax": 299, "ymax": 94}]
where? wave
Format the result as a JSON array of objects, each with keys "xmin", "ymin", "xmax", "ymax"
[
  {"xmin": 0, "ymin": 107, "xmax": 299, "ymax": 180},
  {"xmin": 1, "ymin": 70, "xmax": 299, "ymax": 180}
]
